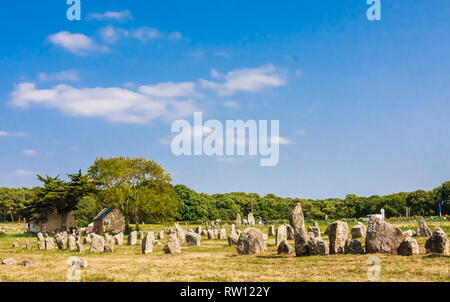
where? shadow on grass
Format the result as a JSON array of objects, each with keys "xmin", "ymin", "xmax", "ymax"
[{"xmin": 422, "ymin": 254, "xmax": 450, "ymax": 259}]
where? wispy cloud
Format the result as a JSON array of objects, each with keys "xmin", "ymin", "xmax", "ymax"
[
  {"xmin": 200, "ymin": 64, "xmax": 285, "ymax": 96},
  {"xmin": 38, "ymin": 70, "xmax": 80, "ymax": 82},
  {"xmin": 14, "ymin": 170, "xmax": 35, "ymax": 176},
  {"xmin": 87, "ymin": 10, "xmax": 133, "ymax": 22},
  {"xmin": 48, "ymin": 31, "xmax": 109, "ymax": 55},
  {"xmin": 0, "ymin": 131, "xmax": 27, "ymax": 137},
  {"xmin": 23, "ymin": 149, "xmax": 37, "ymax": 156},
  {"xmin": 98, "ymin": 25, "xmax": 183, "ymax": 43}
]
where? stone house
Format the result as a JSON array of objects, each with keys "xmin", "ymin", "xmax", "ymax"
[
  {"xmin": 93, "ymin": 207, "xmax": 125, "ymax": 235},
  {"xmin": 28, "ymin": 211, "xmax": 75, "ymax": 233}
]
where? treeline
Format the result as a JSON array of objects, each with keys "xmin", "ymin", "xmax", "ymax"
[{"xmin": 0, "ymin": 157, "xmax": 448, "ymax": 225}]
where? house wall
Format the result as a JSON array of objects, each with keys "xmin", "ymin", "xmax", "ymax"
[
  {"xmin": 29, "ymin": 212, "xmax": 75, "ymax": 233},
  {"xmin": 105, "ymin": 208, "xmax": 125, "ymax": 234}
]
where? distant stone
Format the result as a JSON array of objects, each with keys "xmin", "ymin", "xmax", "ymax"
[
  {"xmin": 38, "ymin": 241, "xmax": 45, "ymax": 250},
  {"xmin": 236, "ymin": 227, "xmax": 267, "ymax": 255},
  {"xmin": 104, "ymin": 236, "xmax": 115, "ymax": 253},
  {"xmin": 276, "ymin": 225, "xmax": 287, "ymax": 246},
  {"xmin": 55, "ymin": 234, "xmax": 67, "ymax": 250},
  {"xmin": 195, "ymin": 226, "xmax": 202, "ymax": 234},
  {"xmin": 164, "ymin": 234, "xmax": 181, "ymax": 254},
  {"xmin": 76, "ymin": 241, "xmax": 85, "ymax": 253},
  {"xmin": 114, "ymin": 232, "xmax": 124, "ymax": 245},
  {"xmin": 286, "ymin": 225, "xmax": 294, "ymax": 240},
  {"xmin": 307, "ymin": 226, "xmax": 321, "ymax": 238},
  {"xmin": 403, "ymin": 230, "xmax": 416, "ymax": 237},
  {"xmin": 247, "ymin": 213, "xmax": 256, "ymax": 226},
  {"xmin": 328, "ymin": 221, "xmax": 349, "ymax": 254},
  {"xmin": 45, "ymin": 237, "xmax": 55, "ymax": 250},
  {"xmin": 425, "ymin": 228, "xmax": 449, "ymax": 254},
  {"xmin": 201, "ymin": 229, "xmax": 208, "ymax": 237},
  {"xmin": 83, "ymin": 236, "xmax": 91, "ymax": 244},
  {"xmin": 37, "ymin": 232, "xmax": 44, "ymax": 241},
  {"xmin": 308, "ymin": 237, "xmax": 329, "ymax": 255},
  {"xmin": 236, "ymin": 213, "xmax": 242, "ymax": 226},
  {"xmin": 127, "ymin": 231, "xmax": 137, "ymax": 245},
  {"xmin": 137, "ymin": 231, "xmax": 144, "ymax": 240},
  {"xmin": 351, "ymin": 224, "xmax": 367, "ymax": 239},
  {"xmin": 157, "ymin": 230, "xmax": 165, "ymax": 240},
  {"xmin": 228, "ymin": 234, "xmax": 239, "ymax": 246},
  {"xmin": 218, "ymin": 229, "xmax": 227, "ymax": 240},
  {"xmin": 268, "ymin": 225, "xmax": 275, "ymax": 236},
  {"xmin": 186, "ymin": 232, "xmax": 201, "ymax": 247},
  {"xmin": 90, "ymin": 235, "xmax": 105, "ymax": 253},
  {"xmin": 67, "ymin": 235, "xmax": 76, "ymax": 251},
  {"xmin": 417, "ymin": 219, "xmax": 432, "ymax": 237},
  {"xmin": 25, "ymin": 240, "xmax": 31, "ymax": 250},
  {"xmin": 290, "ymin": 203, "xmax": 309, "ymax": 256},
  {"xmin": 2, "ymin": 258, "xmax": 17, "ymax": 265},
  {"xmin": 174, "ymin": 223, "xmax": 186, "ymax": 244},
  {"xmin": 142, "ymin": 232, "xmax": 155, "ymax": 254},
  {"xmin": 397, "ymin": 237, "xmax": 420, "ymax": 256},
  {"xmin": 230, "ymin": 224, "xmax": 237, "ymax": 236},
  {"xmin": 345, "ymin": 239, "xmax": 364, "ymax": 254},
  {"xmin": 207, "ymin": 229, "xmax": 215, "ymax": 240},
  {"xmin": 277, "ymin": 239, "xmax": 294, "ymax": 255},
  {"xmin": 365, "ymin": 216, "xmax": 403, "ymax": 254}
]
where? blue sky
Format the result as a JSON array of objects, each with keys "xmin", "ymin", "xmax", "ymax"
[{"xmin": 0, "ymin": 1, "xmax": 449, "ymax": 198}]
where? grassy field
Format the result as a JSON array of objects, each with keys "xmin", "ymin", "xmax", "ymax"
[{"xmin": 0, "ymin": 221, "xmax": 449, "ymax": 282}]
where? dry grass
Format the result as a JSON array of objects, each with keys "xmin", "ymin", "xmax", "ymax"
[{"xmin": 0, "ymin": 222, "xmax": 449, "ymax": 282}]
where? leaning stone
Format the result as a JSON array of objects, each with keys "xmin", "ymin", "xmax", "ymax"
[
  {"xmin": 351, "ymin": 224, "xmax": 367, "ymax": 239},
  {"xmin": 290, "ymin": 203, "xmax": 309, "ymax": 256},
  {"xmin": 185, "ymin": 232, "xmax": 201, "ymax": 247},
  {"xmin": 164, "ymin": 234, "xmax": 181, "ymax": 254},
  {"xmin": 345, "ymin": 239, "xmax": 364, "ymax": 254},
  {"xmin": 417, "ymin": 219, "xmax": 432, "ymax": 237},
  {"xmin": 277, "ymin": 239, "xmax": 294, "ymax": 255},
  {"xmin": 236, "ymin": 227, "xmax": 267, "ymax": 255},
  {"xmin": 365, "ymin": 216, "xmax": 403, "ymax": 254},
  {"xmin": 397, "ymin": 237, "xmax": 420, "ymax": 256},
  {"xmin": 425, "ymin": 228, "xmax": 449, "ymax": 254},
  {"xmin": 276, "ymin": 225, "xmax": 287, "ymax": 246},
  {"xmin": 328, "ymin": 221, "xmax": 349, "ymax": 254},
  {"xmin": 127, "ymin": 231, "xmax": 137, "ymax": 245}
]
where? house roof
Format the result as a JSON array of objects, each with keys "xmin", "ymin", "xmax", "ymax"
[{"xmin": 93, "ymin": 207, "xmax": 115, "ymax": 221}]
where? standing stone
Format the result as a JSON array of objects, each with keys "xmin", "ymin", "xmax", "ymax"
[
  {"xmin": 275, "ymin": 225, "xmax": 287, "ymax": 246},
  {"xmin": 174, "ymin": 223, "xmax": 186, "ymax": 244},
  {"xmin": 307, "ymin": 226, "xmax": 321, "ymax": 238},
  {"xmin": 38, "ymin": 241, "xmax": 45, "ymax": 250},
  {"xmin": 345, "ymin": 239, "xmax": 364, "ymax": 254},
  {"xmin": 425, "ymin": 228, "xmax": 449, "ymax": 254},
  {"xmin": 201, "ymin": 229, "xmax": 208, "ymax": 237},
  {"xmin": 417, "ymin": 219, "xmax": 432, "ymax": 237},
  {"xmin": 127, "ymin": 231, "xmax": 137, "ymax": 245},
  {"xmin": 231, "ymin": 224, "xmax": 237, "ymax": 236},
  {"xmin": 83, "ymin": 236, "xmax": 91, "ymax": 244},
  {"xmin": 158, "ymin": 230, "xmax": 165, "ymax": 240},
  {"xmin": 218, "ymin": 229, "xmax": 227, "ymax": 240},
  {"xmin": 195, "ymin": 226, "xmax": 202, "ymax": 234},
  {"xmin": 351, "ymin": 224, "xmax": 367, "ymax": 239},
  {"xmin": 290, "ymin": 203, "xmax": 310, "ymax": 256},
  {"xmin": 37, "ymin": 232, "xmax": 44, "ymax": 241},
  {"xmin": 76, "ymin": 241, "xmax": 85, "ymax": 253},
  {"xmin": 137, "ymin": 231, "xmax": 144, "ymax": 240},
  {"xmin": 247, "ymin": 213, "xmax": 256, "ymax": 226},
  {"xmin": 236, "ymin": 213, "xmax": 242, "ymax": 226},
  {"xmin": 228, "ymin": 234, "xmax": 239, "ymax": 246},
  {"xmin": 397, "ymin": 237, "xmax": 420, "ymax": 256},
  {"xmin": 114, "ymin": 232, "xmax": 124, "ymax": 245},
  {"xmin": 236, "ymin": 227, "xmax": 267, "ymax": 255},
  {"xmin": 164, "ymin": 234, "xmax": 181, "ymax": 254},
  {"xmin": 67, "ymin": 235, "xmax": 76, "ymax": 251},
  {"xmin": 142, "ymin": 232, "xmax": 155, "ymax": 254},
  {"xmin": 277, "ymin": 239, "xmax": 294, "ymax": 255},
  {"xmin": 186, "ymin": 232, "xmax": 201, "ymax": 246},
  {"xmin": 365, "ymin": 216, "xmax": 403, "ymax": 254},
  {"xmin": 207, "ymin": 229, "xmax": 215, "ymax": 240},
  {"xmin": 403, "ymin": 230, "xmax": 416, "ymax": 237},
  {"xmin": 308, "ymin": 237, "xmax": 329, "ymax": 255},
  {"xmin": 328, "ymin": 221, "xmax": 349, "ymax": 254},
  {"xmin": 55, "ymin": 234, "xmax": 67, "ymax": 250},
  {"xmin": 286, "ymin": 225, "xmax": 294, "ymax": 240},
  {"xmin": 268, "ymin": 225, "xmax": 275, "ymax": 236},
  {"xmin": 104, "ymin": 236, "xmax": 115, "ymax": 253},
  {"xmin": 214, "ymin": 229, "xmax": 219, "ymax": 237},
  {"xmin": 45, "ymin": 237, "xmax": 55, "ymax": 250},
  {"xmin": 90, "ymin": 235, "xmax": 105, "ymax": 253},
  {"xmin": 25, "ymin": 240, "xmax": 31, "ymax": 250}
]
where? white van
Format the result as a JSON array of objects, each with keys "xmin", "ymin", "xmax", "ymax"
[{"xmin": 363, "ymin": 214, "xmax": 383, "ymax": 222}]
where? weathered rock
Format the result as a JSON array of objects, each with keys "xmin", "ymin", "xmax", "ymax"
[
  {"xmin": 38, "ymin": 241, "xmax": 45, "ymax": 250},
  {"xmin": 228, "ymin": 234, "xmax": 239, "ymax": 246},
  {"xmin": 247, "ymin": 213, "xmax": 256, "ymax": 226},
  {"xmin": 2, "ymin": 258, "xmax": 17, "ymax": 265},
  {"xmin": 37, "ymin": 232, "xmax": 44, "ymax": 241},
  {"xmin": 127, "ymin": 231, "xmax": 137, "ymax": 245},
  {"xmin": 236, "ymin": 227, "xmax": 267, "ymax": 255},
  {"xmin": 142, "ymin": 232, "xmax": 155, "ymax": 254},
  {"xmin": 417, "ymin": 219, "xmax": 432, "ymax": 237},
  {"xmin": 104, "ymin": 236, "xmax": 115, "ymax": 253},
  {"xmin": 201, "ymin": 229, "xmax": 208, "ymax": 237},
  {"xmin": 55, "ymin": 234, "xmax": 67, "ymax": 250},
  {"xmin": 67, "ymin": 235, "xmax": 76, "ymax": 251},
  {"xmin": 214, "ymin": 229, "xmax": 219, "ymax": 237},
  {"xmin": 286, "ymin": 225, "xmax": 294, "ymax": 240},
  {"xmin": 185, "ymin": 232, "xmax": 201, "ymax": 246},
  {"xmin": 25, "ymin": 240, "xmax": 31, "ymax": 250},
  {"xmin": 174, "ymin": 223, "xmax": 186, "ymax": 244},
  {"xmin": 207, "ymin": 229, "xmax": 215, "ymax": 240},
  {"xmin": 157, "ymin": 230, "xmax": 165, "ymax": 240},
  {"xmin": 397, "ymin": 237, "xmax": 420, "ymax": 256},
  {"xmin": 345, "ymin": 239, "xmax": 364, "ymax": 254},
  {"xmin": 277, "ymin": 239, "xmax": 294, "ymax": 255},
  {"xmin": 236, "ymin": 213, "xmax": 242, "ymax": 226},
  {"xmin": 164, "ymin": 234, "xmax": 181, "ymax": 254},
  {"xmin": 45, "ymin": 237, "xmax": 55, "ymax": 250},
  {"xmin": 290, "ymin": 203, "xmax": 309, "ymax": 256},
  {"xmin": 90, "ymin": 235, "xmax": 105, "ymax": 253},
  {"xmin": 328, "ymin": 221, "xmax": 349, "ymax": 254},
  {"xmin": 218, "ymin": 229, "xmax": 227, "ymax": 240},
  {"xmin": 403, "ymin": 230, "xmax": 416, "ymax": 237},
  {"xmin": 76, "ymin": 241, "xmax": 85, "ymax": 253},
  {"xmin": 83, "ymin": 236, "xmax": 91, "ymax": 244},
  {"xmin": 230, "ymin": 224, "xmax": 237, "ymax": 236},
  {"xmin": 195, "ymin": 226, "xmax": 202, "ymax": 234},
  {"xmin": 307, "ymin": 226, "xmax": 321, "ymax": 238},
  {"xmin": 268, "ymin": 225, "xmax": 275, "ymax": 236},
  {"xmin": 308, "ymin": 237, "xmax": 329, "ymax": 255},
  {"xmin": 114, "ymin": 232, "xmax": 124, "ymax": 245},
  {"xmin": 168, "ymin": 228, "xmax": 175, "ymax": 234},
  {"xmin": 276, "ymin": 225, "xmax": 287, "ymax": 245},
  {"xmin": 425, "ymin": 228, "xmax": 449, "ymax": 254},
  {"xmin": 137, "ymin": 231, "xmax": 144, "ymax": 240},
  {"xmin": 351, "ymin": 224, "xmax": 367, "ymax": 239},
  {"xmin": 365, "ymin": 216, "xmax": 403, "ymax": 254}
]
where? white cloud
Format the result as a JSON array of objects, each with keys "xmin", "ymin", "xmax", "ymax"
[
  {"xmin": 295, "ymin": 129, "xmax": 307, "ymax": 136},
  {"xmin": 132, "ymin": 27, "xmax": 161, "ymax": 41},
  {"xmin": 215, "ymin": 51, "xmax": 231, "ymax": 58},
  {"xmin": 223, "ymin": 100, "xmax": 241, "ymax": 109},
  {"xmin": 48, "ymin": 31, "xmax": 109, "ymax": 55},
  {"xmin": 0, "ymin": 131, "xmax": 27, "ymax": 137},
  {"xmin": 88, "ymin": 10, "xmax": 133, "ymax": 22},
  {"xmin": 23, "ymin": 149, "xmax": 37, "ymax": 156},
  {"xmin": 270, "ymin": 136, "xmax": 293, "ymax": 145},
  {"xmin": 98, "ymin": 25, "xmax": 130, "ymax": 43},
  {"xmin": 15, "ymin": 170, "xmax": 35, "ymax": 176},
  {"xmin": 200, "ymin": 64, "xmax": 285, "ymax": 96},
  {"xmin": 9, "ymin": 82, "xmax": 197, "ymax": 124},
  {"xmin": 168, "ymin": 32, "xmax": 183, "ymax": 40},
  {"xmin": 138, "ymin": 82, "xmax": 198, "ymax": 98},
  {"xmin": 38, "ymin": 70, "xmax": 80, "ymax": 82},
  {"xmin": 98, "ymin": 26, "xmax": 182, "ymax": 43}
]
